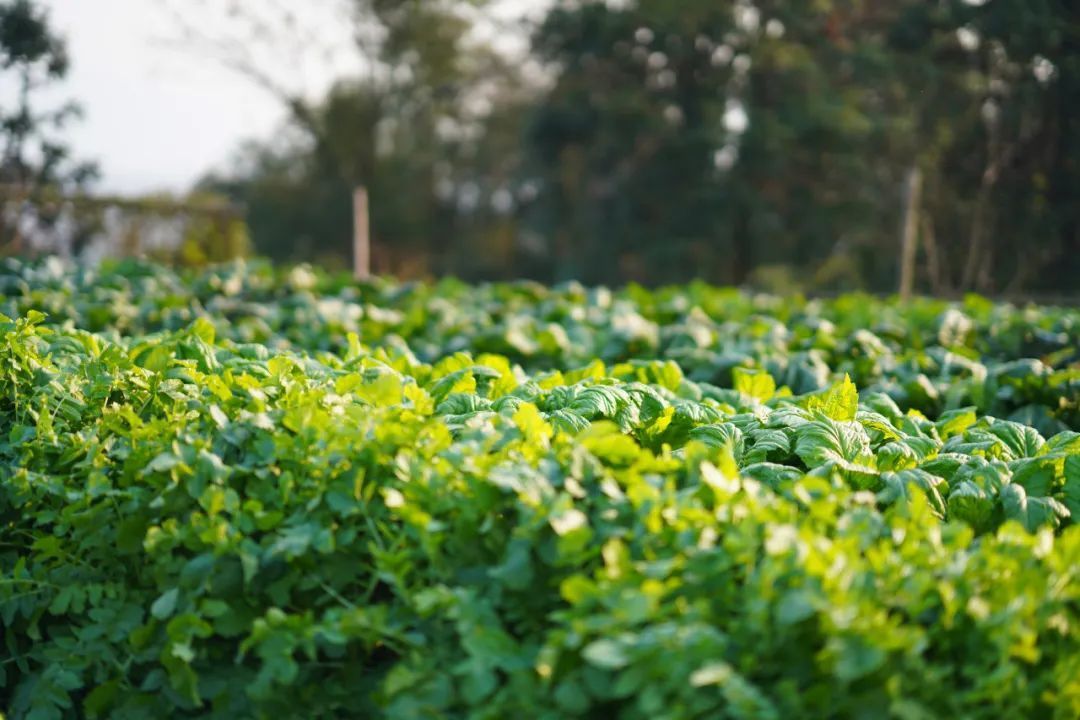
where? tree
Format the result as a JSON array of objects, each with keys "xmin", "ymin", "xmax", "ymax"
[
  {"xmin": 523, "ymin": 0, "xmax": 1079, "ymax": 294},
  {"xmin": 183, "ymin": 0, "xmax": 533, "ymax": 273},
  {"xmin": 523, "ymin": 3, "xmax": 722, "ymax": 285},
  {"xmin": 179, "ymin": 0, "xmax": 1077, "ymax": 293},
  {"xmin": 0, "ymin": 0, "xmax": 96, "ymax": 188},
  {"xmin": 950, "ymin": 0, "xmax": 1080, "ymax": 294}
]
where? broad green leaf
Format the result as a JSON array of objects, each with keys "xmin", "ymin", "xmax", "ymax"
[
  {"xmin": 1001, "ymin": 483, "xmax": 1069, "ymax": 532},
  {"xmin": 794, "ymin": 418, "xmax": 872, "ymax": 469},
  {"xmin": 733, "ymin": 367, "xmax": 776, "ymax": 402},
  {"xmin": 987, "ymin": 420, "xmax": 1045, "ymax": 459},
  {"xmin": 935, "ymin": 407, "xmax": 977, "ymax": 439},
  {"xmin": 878, "ymin": 470, "xmax": 947, "ymax": 518},
  {"xmin": 1061, "ymin": 455, "xmax": 1080, "ymax": 519},
  {"xmin": 741, "ymin": 462, "xmax": 804, "ymax": 487},
  {"xmin": 1008, "ymin": 457, "xmax": 1056, "ymax": 497},
  {"xmin": 805, "ymin": 374, "xmax": 859, "ymax": 421},
  {"xmin": 947, "ymin": 481, "xmax": 995, "ymax": 531}
]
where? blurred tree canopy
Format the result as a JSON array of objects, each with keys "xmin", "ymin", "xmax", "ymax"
[
  {"xmin": 197, "ymin": 0, "xmax": 1079, "ymax": 296},
  {"xmin": 0, "ymin": 0, "xmax": 96, "ymax": 189},
  {"xmin": 195, "ymin": 0, "xmax": 531, "ymax": 277}
]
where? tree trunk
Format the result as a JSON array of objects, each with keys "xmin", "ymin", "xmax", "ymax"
[
  {"xmin": 961, "ymin": 163, "xmax": 996, "ymax": 292},
  {"xmin": 353, "ymin": 187, "xmax": 370, "ymax": 280},
  {"xmin": 898, "ymin": 165, "xmax": 922, "ymax": 300},
  {"xmin": 921, "ymin": 214, "xmax": 943, "ymax": 295}
]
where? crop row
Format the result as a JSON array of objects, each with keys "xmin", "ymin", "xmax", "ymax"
[{"xmin": 2, "ymin": 259, "xmax": 1077, "ymax": 435}]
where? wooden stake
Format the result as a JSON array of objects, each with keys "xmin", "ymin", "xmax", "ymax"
[
  {"xmin": 898, "ymin": 165, "xmax": 922, "ymax": 301},
  {"xmin": 921, "ymin": 214, "xmax": 942, "ymax": 295},
  {"xmin": 353, "ymin": 186, "xmax": 370, "ymax": 280}
]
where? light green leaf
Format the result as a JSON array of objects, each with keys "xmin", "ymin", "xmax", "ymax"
[
  {"xmin": 582, "ymin": 638, "xmax": 630, "ymax": 669},
  {"xmin": 805, "ymin": 374, "xmax": 859, "ymax": 421},
  {"xmin": 734, "ymin": 367, "xmax": 776, "ymax": 402},
  {"xmin": 151, "ymin": 588, "xmax": 180, "ymax": 620}
]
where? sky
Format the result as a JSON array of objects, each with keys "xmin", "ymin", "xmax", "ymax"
[
  {"xmin": 40, "ymin": 0, "xmax": 292, "ymax": 194},
  {"xmin": 39, "ymin": 0, "xmax": 537, "ymax": 196}
]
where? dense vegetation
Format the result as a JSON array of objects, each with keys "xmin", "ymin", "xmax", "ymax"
[
  {"xmin": 196, "ymin": 1, "xmax": 1079, "ymax": 294},
  {"xmin": 2, "ymin": 260, "xmax": 1079, "ymax": 718}
]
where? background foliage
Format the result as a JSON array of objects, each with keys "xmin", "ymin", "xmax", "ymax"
[
  {"xmin": 188, "ymin": 0, "xmax": 1080, "ymax": 295},
  {"xmin": 1, "ymin": 0, "xmax": 1077, "ymax": 289},
  {"xmin": 0, "ymin": 0, "xmax": 96, "ymax": 189}
]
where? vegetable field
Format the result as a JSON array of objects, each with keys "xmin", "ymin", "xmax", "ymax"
[{"xmin": 2, "ymin": 259, "xmax": 1079, "ymax": 719}]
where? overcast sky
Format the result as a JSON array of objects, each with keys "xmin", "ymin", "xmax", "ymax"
[
  {"xmin": 40, "ymin": 0, "xmax": 293, "ymax": 194},
  {"xmin": 40, "ymin": 0, "xmax": 537, "ymax": 196}
]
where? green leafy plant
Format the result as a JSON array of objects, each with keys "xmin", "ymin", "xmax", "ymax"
[{"xmin": 1, "ymin": 261, "xmax": 1079, "ymax": 718}]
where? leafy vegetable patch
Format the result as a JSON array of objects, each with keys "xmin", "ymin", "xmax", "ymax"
[{"xmin": 1, "ymin": 261, "xmax": 1079, "ymax": 719}]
